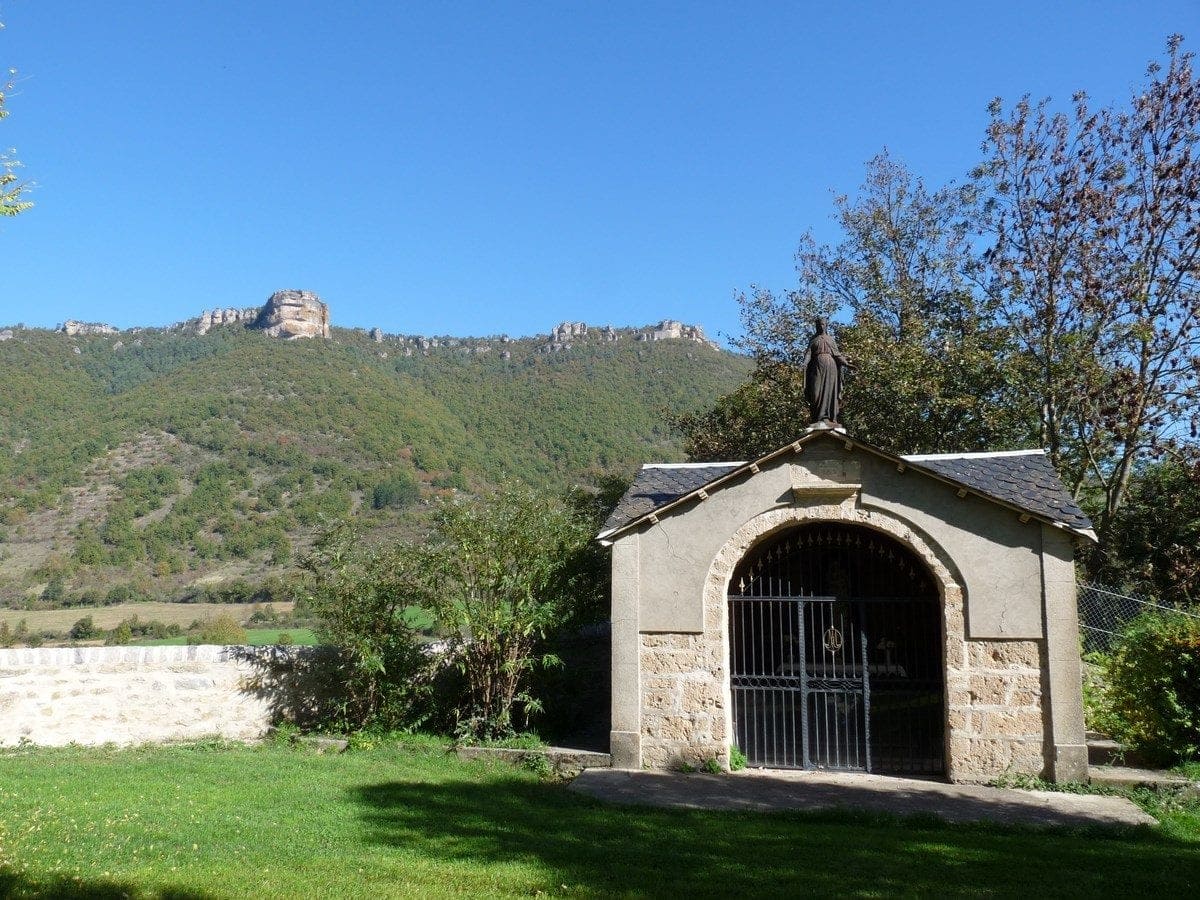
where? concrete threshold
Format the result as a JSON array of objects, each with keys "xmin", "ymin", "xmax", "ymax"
[{"xmin": 569, "ymin": 767, "xmax": 1157, "ymax": 828}]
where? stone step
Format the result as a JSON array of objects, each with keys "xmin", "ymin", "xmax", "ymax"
[
  {"xmin": 457, "ymin": 745, "xmax": 612, "ymax": 777},
  {"xmin": 1086, "ymin": 735, "xmax": 1153, "ymax": 768},
  {"xmin": 1089, "ymin": 764, "xmax": 1198, "ymax": 795},
  {"xmin": 1087, "ymin": 738, "xmax": 1123, "ymax": 766}
]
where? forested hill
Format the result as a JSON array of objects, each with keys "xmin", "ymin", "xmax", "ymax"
[{"xmin": 0, "ymin": 323, "xmax": 749, "ymax": 605}]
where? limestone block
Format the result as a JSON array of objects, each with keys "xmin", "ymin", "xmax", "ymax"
[{"xmin": 969, "ymin": 641, "xmax": 1041, "ymax": 669}]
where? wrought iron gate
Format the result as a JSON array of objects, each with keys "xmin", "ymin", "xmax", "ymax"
[{"xmin": 728, "ymin": 524, "xmax": 944, "ymax": 776}]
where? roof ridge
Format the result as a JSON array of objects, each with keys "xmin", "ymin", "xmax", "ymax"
[
  {"xmin": 642, "ymin": 462, "xmax": 745, "ymax": 469},
  {"xmin": 903, "ymin": 449, "xmax": 1044, "ymax": 461}
]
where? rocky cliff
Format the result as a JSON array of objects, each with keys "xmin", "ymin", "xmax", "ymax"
[
  {"xmin": 253, "ymin": 290, "xmax": 331, "ymax": 339},
  {"xmin": 56, "ymin": 320, "xmax": 119, "ymax": 336}
]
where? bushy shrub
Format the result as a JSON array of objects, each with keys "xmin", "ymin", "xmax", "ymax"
[
  {"xmin": 69, "ymin": 615, "xmax": 99, "ymax": 640},
  {"xmin": 105, "ymin": 620, "xmax": 133, "ymax": 646},
  {"xmin": 371, "ymin": 473, "xmax": 419, "ymax": 510},
  {"xmin": 188, "ymin": 613, "xmax": 248, "ymax": 646},
  {"xmin": 299, "ymin": 524, "xmax": 434, "ymax": 730},
  {"xmin": 1104, "ymin": 611, "xmax": 1200, "ymax": 764}
]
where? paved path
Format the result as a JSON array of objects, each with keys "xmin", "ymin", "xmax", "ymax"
[{"xmin": 570, "ymin": 768, "xmax": 1157, "ymax": 828}]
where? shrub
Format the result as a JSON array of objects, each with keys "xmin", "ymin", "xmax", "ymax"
[
  {"xmin": 105, "ymin": 620, "xmax": 133, "ymax": 646},
  {"xmin": 299, "ymin": 524, "xmax": 434, "ymax": 730},
  {"xmin": 1104, "ymin": 611, "xmax": 1200, "ymax": 764},
  {"xmin": 371, "ymin": 473, "xmax": 420, "ymax": 510},
  {"xmin": 188, "ymin": 613, "xmax": 248, "ymax": 646},
  {"xmin": 69, "ymin": 615, "xmax": 99, "ymax": 640},
  {"xmin": 419, "ymin": 488, "xmax": 595, "ymax": 739}
]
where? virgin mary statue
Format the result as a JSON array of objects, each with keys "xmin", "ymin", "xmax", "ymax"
[{"xmin": 801, "ymin": 319, "xmax": 853, "ymax": 424}]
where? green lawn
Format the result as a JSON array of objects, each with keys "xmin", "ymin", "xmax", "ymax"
[{"xmin": 0, "ymin": 737, "xmax": 1198, "ymax": 899}]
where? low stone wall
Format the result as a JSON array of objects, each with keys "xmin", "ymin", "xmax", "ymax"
[{"xmin": 0, "ymin": 646, "xmax": 283, "ymax": 747}]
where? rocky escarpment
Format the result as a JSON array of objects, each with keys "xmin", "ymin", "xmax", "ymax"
[
  {"xmin": 543, "ymin": 319, "xmax": 717, "ymax": 352},
  {"xmin": 194, "ymin": 307, "xmax": 259, "ymax": 335},
  {"xmin": 253, "ymin": 290, "xmax": 331, "ymax": 339},
  {"xmin": 175, "ymin": 290, "xmax": 331, "ymax": 339},
  {"xmin": 56, "ymin": 320, "xmax": 119, "ymax": 336}
]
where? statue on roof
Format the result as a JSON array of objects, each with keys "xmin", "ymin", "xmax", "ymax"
[{"xmin": 801, "ymin": 318, "xmax": 855, "ymax": 424}]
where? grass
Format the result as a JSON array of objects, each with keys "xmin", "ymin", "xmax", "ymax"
[
  {"xmin": 1, "ymin": 738, "xmax": 1198, "ymax": 898},
  {"xmin": 135, "ymin": 628, "xmax": 318, "ymax": 647},
  {"xmin": 0, "ymin": 602, "xmax": 295, "ymax": 632}
]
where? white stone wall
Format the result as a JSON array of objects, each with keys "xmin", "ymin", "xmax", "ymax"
[{"xmin": 0, "ymin": 646, "xmax": 277, "ymax": 747}]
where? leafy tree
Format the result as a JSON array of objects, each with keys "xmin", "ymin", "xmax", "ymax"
[
  {"xmin": 69, "ymin": 615, "xmax": 98, "ymax": 640},
  {"xmin": 419, "ymin": 488, "xmax": 595, "ymax": 738},
  {"xmin": 371, "ymin": 472, "xmax": 419, "ymax": 509},
  {"xmin": 300, "ymin": 524, "xmax": 434, "ymax": 729},
  {"xmin": 187, "ymin": 613, "xmax": 248, "ymax": 646},
  {"xmin": 682, "ymin": 153, "xmax": 1028, "ymax": 460},
  {"xmin": 976, "ymin": 35, "xmax": 1200, "ymax": 537},
  {"xmin": 1, "ymin": 21, "xmax": 32, "ymax": 217},
  {"xmin": 1089, "ymin": 460, "xmax": 1200, "ymax": 603}
]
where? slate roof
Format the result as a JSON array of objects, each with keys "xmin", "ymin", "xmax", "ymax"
[
  {"xmin": 905, "ymin": 450, "xmax": 1094, "ymax": 533},
  {"xmin": 599, "ymin": 432, "xmax": 1095, "ymax": 541},
  {"xmin": 601, "ymin": 463, "xmax": 742, "ymax": 534}
]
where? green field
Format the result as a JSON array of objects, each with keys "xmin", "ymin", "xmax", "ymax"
[
  {"xmin": 0, "ymin": 602, "xmax": 295, "ymax": 632},
  {"xmin": 136, "ymin": 627, "xmax": 317, "ymax": 647},
  {"xmin": 0, "ymin": 737, "xmax": 1197, "ymax": 898}
]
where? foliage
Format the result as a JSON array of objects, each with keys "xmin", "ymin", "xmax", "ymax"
[
  {"xmin": 1103, "ymin": 611, "xmax": 1200, "ymax": 764},
  {"xmin": 299, "ymin": 523, "xmax": 434, "ymax": 730},
  {"xmin": 0, "ymin": 325, "xmax": 747, "ymax": 604},
  {"xmin": 418, "ymin": 488, "xmax": 597, "ymax": 739},
  {"xmin": 976, "ymin": 35, "xmax": 1200, "ymax": 538},
  {"xmin": 371, "ymin": 471, "xmax": 419, "ymax": 509},
  {"xmin": 681, "ymin": 153, "xmax": 1030, "ymax": 461},
  {"xmin": 187, "ymin": 612, "xmax": 248, "ymax": 645},
  {"xmin": 0, "ymin": 24, "xmax": 32, "ymax": 219},
  {"xmin": 1080, "ymin": 650, "xmax": 1123, "ymax": 738},
  {"xmin": 68, "ymin": 615, "xmax": 98, "ymax": 640},
  {"xmin": 1087, "ymin": 460, "xmax": 1200, "ymax": 602},
  {"xmin": 729, "ymin": 745, "xmax": 748, "ymax": 771}
]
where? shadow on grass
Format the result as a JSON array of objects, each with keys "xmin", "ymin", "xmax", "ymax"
[
  {"xmin": 353, "ymin": 773, "xmax": 1200, "ymax": 896},
  {"xmin": 0, "ymin": 868, "xmax": 213, "ymax": 900}
]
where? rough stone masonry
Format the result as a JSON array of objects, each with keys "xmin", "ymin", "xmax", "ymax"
[{"xmin": 0, "ymin": 646, "xmax": 278, "ymax": 746}]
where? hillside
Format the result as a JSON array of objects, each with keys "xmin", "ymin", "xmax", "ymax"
[{"xmin": 0, "ymin": 321, "xmax": 749, "ymax": 606}]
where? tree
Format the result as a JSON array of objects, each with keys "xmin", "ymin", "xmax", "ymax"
[
  {"xmin": 419, "ymin": 488, "xmax": 594, "ymax": 739},
  {"xmin": 1, "ymin": 22, "xmax": 32, "ymax": 217},
  {"xmin": 300, "ymin": 523, "xmax": 434, "ymax": 728},
  {"xmin": 682, "ymin": 152, "xmax": 1028, "ymax": 460},
  {"xmin": 977, "ymin": 35, "xmax": 1200, "ymax": 538},
  {"xmin": 1090, "ymin": 460, "xmax": 1200, "ymax": 604}
]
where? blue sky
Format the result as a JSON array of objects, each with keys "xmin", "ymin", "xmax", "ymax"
[{"xmin": 1, "ymin": 1, "xmax": 1196, "ymax": 342}]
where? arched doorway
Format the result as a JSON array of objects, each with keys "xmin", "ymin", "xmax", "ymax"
[{"xmin": 728, "ymin": 522, "xmax": 944, "ymax": 775}]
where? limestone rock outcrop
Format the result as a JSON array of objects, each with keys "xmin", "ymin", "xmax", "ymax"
[
  {"xmin": 57, "ymin": 320, "xmax": 119, "ymax": 336},
  {"xmin": 195, "ymin": 307, "xmax": 259, "ymax": 335},
  {"xmin": 254, "ymin": 290, "xmax": 331, "ymax": 340},
  {"xmin": 637, "ymin": 320, "xmax": 716, "ymax": 348}
]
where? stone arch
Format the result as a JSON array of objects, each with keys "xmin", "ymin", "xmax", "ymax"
[{"xmin": 699, "ymin": 501, "xmax": 968, "ymax": 777}]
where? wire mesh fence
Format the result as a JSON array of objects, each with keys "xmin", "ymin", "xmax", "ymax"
[{"xmin": 1077, "ymin": 581, "xmax": 1200, "ymax": 654}]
